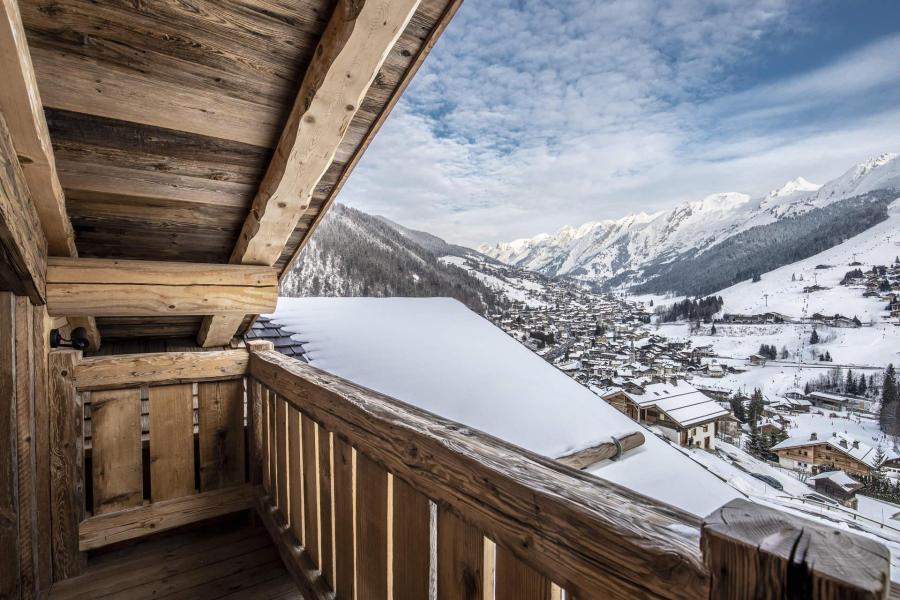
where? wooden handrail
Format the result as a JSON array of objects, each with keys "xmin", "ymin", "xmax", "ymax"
[
  {"xmin": 74, "ymin": 349, "xmax": 249, "ymax": 390},
  {"xmin": 250, "ymin": 349, "xmax": 708, "ymax": 599}
]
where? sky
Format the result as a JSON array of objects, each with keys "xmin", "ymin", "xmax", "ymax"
[{"xmin": 339, "ymin": 0, "xmax": 900, "ymax": 248}]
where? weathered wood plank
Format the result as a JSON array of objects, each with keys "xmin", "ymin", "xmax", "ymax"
[
  {"xmin": 75, "ymin": 349, "xmax": 249, "ymax": 391},
  {"xmin": 79, "ymin": 485, "xmax": 254, "ymax": 551},
  {"xmin": 30, "ymin": 304, "xmax": 50, "ymax": 590},
  {"xmin": 48, "ymin": 281, "xmax": 277, "ymax": 317},
  {"xmin": 201, "ymin": 0, "xmax": 423, "ymax": 346},
  {"xmin": 248, "ymin": 378, "xmax": 263, "ymax": 487},
  {"xmin": 275, "ymin": 397, "xmax": 289, "ymax": 522},
  {"xmin": 0, "ymin": 112, "xmax": 46, "ymax": 304},
  {"xmin": 250, "ymin": 350, "xmax": 710, "ymax": 600},
  {"xmin": 148, "ymin": 384, "xmax": 194, "ymax": 501},
  {"xmin": 556, "ymin": 431, "xmax": 644, "ymax": 470},
  {"xmin": 288, "ymin": 405, "xmax": 304, "ymax": 543},
  {"xmin": 392, "ymin": 476, "xmax": 430, "ymax": 599},
  {"xmin": 267, "ymin": 391, "xmax": 278, "ymax": 504},
  {"xmin": 48, "ymin": 257, "xmax": 276, "ymax": 287},
  {"xmin": 495, "ymin": 545, "xmax": 551, "ymax": 600},
  {"xmin": 198, "ymin": 380, "xmax": 246, "ymax": 491},
  {"xmin": 0, "ymin": 0, "xmax": 76, "ymax": 257},
  {"xmin": 318, "ymin": 426, "xmax": 334, "ymax": 588},
  {"xmin": 333, "ymin": 436, "xmax": 355, "ymax": 599},
  {"xmin": 301, "ymin": 414, "xmax": 320, "ymax": 566},
  {"xmin": 90, "ymin": 387, "xmax": 142, "ymax": 515},
  {"xmin": 437, "ymin": 505, "xmax": 484, "ymax": 600},
  {"xmin": 357, "ymin": 451, "xmax": 388, "ymax": 600},
  {"xmin": 48, "ymin": 349, "xmax": 84, "ymax": 581},
  {"xmin": 14, "ymin": 296, "xmax": 38, "ymax": 598},
  {"xmin": 261, "ymin": 386, "xmax": 272, "ymax": 494},
  {"xmin": 702, "ymin": 498, "xmax": 891, "ymax": 600},
  {"xmin": 0, "ymin": 293, "xmax": 18, "ymax": 598}
]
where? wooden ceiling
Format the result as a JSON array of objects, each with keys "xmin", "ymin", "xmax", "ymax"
[{"xmin": 16, "ymin": 0, "xmax": 461, "ymax": 342}]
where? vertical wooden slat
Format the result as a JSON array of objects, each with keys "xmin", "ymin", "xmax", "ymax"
[
  {"xmin": 148, "ymin": 383, "xmax": 194, "ymax": 502},
  {"xmin": 319, "ymin": 426, "xmax": 334, "ymax": 587},
  {"xmin": 275, "ymin": 397, "xmax": 288, "ymax": 521},
  {"xmin": 288, "ymin": 405, "xmax": 303, "ymax": 543},
  {"xmin": 495, "ymin": 545, "xmax": 551, "ymax": 600},
  {"xmin": 333, "ymin": 436, "xmax": 354, "ymax": 600},
  {"xmin": 248, "ymin": 378, "xmax": 262, "ymax": 486},
  {"xmin": 437, "ymin": 505, "xmax": 484, "ymax": 600},
  {"xmin": 267, "ymin": 391, "xmax": 277, "ymax": 503},
  {"xmin": 0, "ymin": 293, "xmax": 18, "ymax": 598},
  {"xmin": 91, "ymin": 388, "xmax": 142, "ymax": 514},
  {"xmin": 14, "ymin": 296, "xmax": 37, "ymax": 598},
  {"xmin": 261, "ymin": 386, "xmax": 271, "ymax": 493},
  {"xmin": 392, "ymin": 476, "xmax": 430, "ymax": 599},
  {"xmin": 356, "ymin": 452, "xmax": 388, "ymax": 600},
  {"xmin": 301, "ymin": 414, "xmax": 320, "ymax": 566},
  {"xmin": 198, "ymin": 379, "xmax": 245, "ymax": 490},
  {"xmin": 31, "ymin": 305, "xmax": 50, "ymax": 591},
  {"xmin": 48, "ymin": 349, "xmax": 84, "ymax": 581}
]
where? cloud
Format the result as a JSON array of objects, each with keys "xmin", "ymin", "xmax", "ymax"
[{"xmin": 339, "ymin": 0, "xmax": 900, "ymax": 247}]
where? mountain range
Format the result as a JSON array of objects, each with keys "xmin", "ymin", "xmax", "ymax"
[{"xmin": 479, "ymin": 153, "xmax": 900, "ymax": 295}]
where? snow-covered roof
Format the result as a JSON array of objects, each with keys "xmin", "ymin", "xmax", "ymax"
[
  {"xmin": 808, "ymin": 470, "xmax": 862, "ymax": 491},
  {"xmin": 607, "ymin": 381, "xmax": 728, "ymax": 427},
  {"xmin": 772, "ymin": 432, "xmax": 894, "ymax": 468},
  {"xmin": 266, "ymin": 297, "xmax": 739, "ymax": 516}
]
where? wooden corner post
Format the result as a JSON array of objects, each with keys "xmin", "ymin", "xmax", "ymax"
[
  {"xmin": 702, "ymin": 498, "xmax": 890, "ymax": 600},
  {"xmin": 48, "ymin": 349, "xmax": 85, "ymax": 581}
]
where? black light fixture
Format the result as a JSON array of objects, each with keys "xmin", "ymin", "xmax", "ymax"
[{"xmin": 50, "ymin": 327, "xmax": 90, "ymax": 351}]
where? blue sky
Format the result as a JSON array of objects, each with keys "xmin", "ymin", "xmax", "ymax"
[{"xmin": 341, "ymin": 0, "xmax": 900, "ymax": 247}]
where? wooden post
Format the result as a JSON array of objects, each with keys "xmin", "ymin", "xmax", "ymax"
[
  {"xmin": 48, "ymin": 349, "xmax": 84, "ymax": 581},
  {"xmin": 702, "ymin": 498, "xmax": 891, "ymax": 600}
]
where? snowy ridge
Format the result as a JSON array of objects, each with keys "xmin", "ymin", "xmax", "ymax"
[{"xmin": 481, "ymin": 154, "xmax": 900, "ymax": 284}]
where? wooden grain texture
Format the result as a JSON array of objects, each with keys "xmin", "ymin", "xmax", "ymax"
[
  {"xmin": 30, "ymin": 304, "xmax": 50, "ymax": 590},
  {"xmin": 0, "ymin": 293, "xmax": 18, "ymax": 598},
  {"xmin": 198, "ymin": 379, "xmax": 246, "ymax": 491},
  {"xmin": 148, "ymin": 384, "xmax": 194, "ymax": 501},
  {"xmin": 556, "ymin": 431, "xmax": 644, "ymax": 469},
  {"xmin": 48, "ymin": 349, "xmax": 84, "ymax": 581},
  {"xmin": 250, "ymin": 350, "xmax": 710, "ymax": 600},
  {"xmin": 261, "ymin": 386, "xmax": 272, "ymax": 494},
  {"xmin": 47, "ymin": 281, "xmax": 277, "ymax": 317},
  {"xmin": 268, "ymin": 392, "xmax": 278, "ymax": 504},
  {"xmin": 392, "ymin": 475, "xmax": 430, "ymax": 599},
  {"xmin": 318, "ymin": 426, "xmax": 334, "ymax": 588},
  {"xmin": 14, "ymin": 296, "xmax": 38, "ymax": 599},
  {"xmin": 702, "ymin": 498, "xmax": 890, "ymax": 600},
  {"xmin": 301, "ymin": 413, "xmax": 320, "ymax": 566},
  {"xmin": 495, "ymin": 545, "xmax": 551, "ymax": 600},
  {"xmin": 79, "ymin": 485, "xmax": 254, "ymax": 551},
  {"xmin": 48, "ymin": 257, "xmax": 276, "ymax": 287},
  {"xmin": 248, "ymin": 378, "xmax": 263, "ymax": 486},
  {"xmin": 437, "ymin": 505, "xmax": 483, "ymax": 600},
  {"xmin": 90, "ymin": 387, "xmax": 142, "ymax": 515},
  {"xmin": 0, "ymin": 0, "xmax": 76, "ymax": 256},
  {"xmin": 275, "ymin": 398, "xmax": 289, "ymax": 522},
  {"xmin": 288, "ymin": 405, "xmax": 304, "ymax": 543},
  {"xmin": 356, "ymin": 451, "xmax": 388, "ymax": 600},
  {"xmin": 333, "ymin": 435, "xmax": 355, "ymax": 600},
  {"xmin": 0, "ymin": 111, "xmax": 47, "ymax": 304},
  {"xmin": 75, "ymin": 349, "xmax": 249, "ymax": 390}
]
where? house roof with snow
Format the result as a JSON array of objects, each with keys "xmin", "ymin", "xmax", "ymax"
[
  {"xmin": 604, "ymin": 381, "xmax": 729, "ymax": 428},
  {"xmin": 260, "ymin": 297, "xmax": 739, "ymax": 517},
  {"xmin": 808, "ymin": 470, "xmax": 863, "ymax": 492},
  {"xmin": 771, "ymin": 432, "xmax": 894, "ymax": 468}
]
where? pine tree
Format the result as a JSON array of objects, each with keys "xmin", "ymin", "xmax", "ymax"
[
  {"xmin": 883, "ymin": 364, "xmax": 899, "ymax": 435},
  {"xmin": 780, "ymin": 346, "xmax": 789, "ymax": 359},
  {"xmin": 747, "ymin": 389, "xmax": 765, "ymax": 427},
  {"xmin": 859, "ymin": 374, "xmax": 868, "ymax": 396},
  {"xmin": 711, "ymin": 323, "xmax": 717, "ymax": 335},
  {"xmin": 810, "ymin": 329, "xmax": 820, "ymax": 344},
  {"xmin": 730, "ymin": 396, "xmax": 746, "ymax": 422},
  {"xmin": 804, "ymin": 382, "xmax": 811, "ymax": 395},
  {"xmin": 846, "ymin": 369, "xmax": 857, "ymax": 395}
]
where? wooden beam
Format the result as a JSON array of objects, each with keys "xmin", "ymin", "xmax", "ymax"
[
  {"xmin": 0, "ymin": 0, "xmax": 75, "ymax": 257},
  {"xmin": 75, "ymin": 349, "xmax": 250, "ymax": 391},
  {"xmin": 79, "ymin": 484, "xmax": 255, "ymax": 551},
  {"xmin": 702, "ymin": 498, "xmax": 890, "ymax": 599},
  {"xmin": 0, "ymin": 111, "xmax": 46, "ymax": 304},
  {"xmin": 199, "ymin": 0, "xmax": 421, "ymax": 347},
  {"xmin": 556, "ymin": 431, "xmax": 645, "ymax": 470},
  {"xmin": 46, "ymin": 258, "xmax": 277, "ymax": 317}
]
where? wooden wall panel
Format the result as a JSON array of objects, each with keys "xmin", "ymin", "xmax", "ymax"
[
  {"xmin": 356, "ymin": 452, "xmax": 388, "ymax": 600},
  {"xmin": 495, "ymin": 545, "xmax": 551, "ymax": 600},
  {"xmin": 198, "ymin": 379, "xmax": 245, "ymax": 491},
  {"xmin": 288, "ymin": 406, "xmax": 303, "ymax": 544},
  {"xmin": 148, "ymin": 384, "xmax": 194, "ymax": 502},
  {"xmin": 333, "ymin": 436, "xmax": 354, "ymax": 600},
  {"xmin": 90, "ymin": 388, "xmax": 142, "ymax": 514},
  {"xmin": 0, "ymin": 293, "xmax": 18, "ymax": 598},
  {"xmin": 437, "ymin": 505, "xmax": 484, "ymax": 600},
  {"xmin": 31, "ymin": 305, "xmax": 51, "ymax": 590},
  {"xmin": 301, "ymin": 414, "xmax": 319, "ymax": 566},
  {"xmin": 14, "ymin": 296, "xmax": 38, "ymax": 597},
  {"xmin": 392, "ymin": 476, "xmax": 430, "ymax": 599}
]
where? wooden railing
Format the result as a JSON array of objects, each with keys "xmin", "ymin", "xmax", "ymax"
[{"xmin": 247, "ymin": 345, "xmax": 893, "ymax": 600}]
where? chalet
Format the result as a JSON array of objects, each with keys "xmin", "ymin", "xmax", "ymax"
[
  {"xmin": 771, "ymin": 432, "xmax": 892, "ymax": 478},
  {"xmin": 0, "ymin": 0, "xmax": 891, "ymax": 596},
  {"xmin": 749, "ymin": 354, "xmax": 767, "ymax": 366},
  {"xmin": 601, "ymin": 382, "xmax": 728, "ymax": 449},
  {"xmin": 808, "ymin": 471, "xmax": 863, "ymax": 508},
  {"xmin": 807, "ymin": 391, "xmax": 864, "ymax": 411}
]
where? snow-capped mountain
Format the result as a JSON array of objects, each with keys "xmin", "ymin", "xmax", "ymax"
[{"xmin": 480, "ymin": 153, "xmax": 900, "ymax": 290}]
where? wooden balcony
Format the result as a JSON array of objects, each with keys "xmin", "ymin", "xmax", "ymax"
[{"xmin": 7, "ymin": 337, "xmax": 886, "ymax": 599}]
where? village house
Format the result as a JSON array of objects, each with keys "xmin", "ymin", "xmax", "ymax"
[
  {"xmin": 807, "ymin": 391, "xmax": 866, "ymax": 412},
  {"xmin": 808, "ymin": 470, "xmax": 863, "ymax": 508},
  {"xmin": 601, "ymin": 381, "xmax": 729, "ymax": 449},
  {"xmin": 771, "ymin": 432, "xmax": 891, "ymax": 478}
]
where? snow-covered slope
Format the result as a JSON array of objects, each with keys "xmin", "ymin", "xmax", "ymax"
[{"xmin": 481, "ymin": 154, "xmax": 900, "ymax": 286}]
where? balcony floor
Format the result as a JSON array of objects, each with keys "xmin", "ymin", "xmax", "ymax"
[{"xmin": 49, "ymin": 514, "xmax": 303, "ymax": 600}]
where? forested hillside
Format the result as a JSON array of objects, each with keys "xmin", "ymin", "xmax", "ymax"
[{"xmin": 280, "ymin": 204, "xmax": 508, "ymax": 314}]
